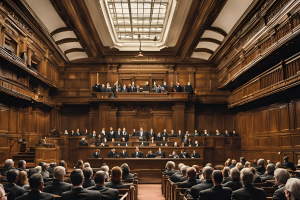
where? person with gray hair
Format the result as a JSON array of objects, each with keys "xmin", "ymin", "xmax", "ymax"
[
  {"xmin": 178, "ymin": 165, "xmax": 188, "ymax": 182},
  {"xmin": 177, "ymin": 167, "xmax": 202, "ymax": 188},
  {"xmin": 229, "ymin": 159, "xmax": 237, "ymax": 169},
  {"xmin": 255, "ymin": 158, "xmax": 266, "ymax": 175},
  {"xmin": 164, "ymin": 161, "xmax": 178, "ymax": 176},
  {"xmin": 273, "ymin": 168, "xmax": 291, "ymax": 200},
  {"xmin": 87, "ymin": 171, "xmax": 119, "ymax": 200},
  {"xmin": 3, "ymin": 169, "xmax": 26, "ymax": 200},
  {"xmin": 35, "ymin": 166, "xmax": 42, "ymax": 174},
  {"xmin": 261, "ymin": 164, "xmax": 275, "ymax": 182},
  {"xmin": 222, "ymin": 167, "xmax": 243, "ymax": 191},
  {"xmin": 232, "ymin": 168, "xmax": 266, "ymax": 200},
  {"xmin": 190, "ymin": 167, "xmax": 214, "ymax": 200},
  {"xmin": 82, "ymin": 162, "xmax": 90, "ymax": 169},
  {"xmin": 43, "ymin": 166, "xmax": 72, "ymax": 195},
  {"xmin": 222, "ymin": 167, "xmax": 231, "ymax": 184},
  {"xmin": 1, "ymin": 159, "xmax": 14, "ymax": 176},
  {"xmin": 82, "ymin": 167, "xmax": 95, "ymax": 188},
  {"xmin": 100, "ymin": 165, "xmax": 110, "ymax": 181},
  {"xmin": 170, "ymin": 164, "xmax": 186, "ymax": 183},
  {"xmin": 284, "ymin": 178, "xmax": 300, "ymax": 200}
]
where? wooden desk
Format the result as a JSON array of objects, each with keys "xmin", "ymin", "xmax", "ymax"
[{"xmin": 87, "ymin": 158, "xmax": 103, "ymax": 168}]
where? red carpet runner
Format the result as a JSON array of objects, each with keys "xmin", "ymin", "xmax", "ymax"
[{"xmin": 138, "ymin": 184, "xmax": 165, "ymax": 200}]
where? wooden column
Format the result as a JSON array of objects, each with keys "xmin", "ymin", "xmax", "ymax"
[{"xmin": 172, "ymin": 102, "xmax": 185, "ymax": 133}]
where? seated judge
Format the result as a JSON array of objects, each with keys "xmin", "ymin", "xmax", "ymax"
[
  {"xmin": 156, "ymin": 132, "xmax": 163, "ymax": 141},
  {"xmin": 120, "ymin": 149, "xmax": 129, "ymax": 158},
  {"xmin": 121, "ymin": 128, "xmax": 129, "ymax": 141},
  {"xmin": 128, "ymin": 82, "xmax": 137, "ymax": 92},
  {"xmin": 162, "ymin": 129, "xmax": 168, "ymax": 139},
  {"xmin": 108, "ymin": 127, "xmax": 115, "ymax": 140},
  {"xmin": 107, "ymin": 149, "xmax": 118, "ymax": 158},
  {"xmin": 146, "ymin": 150, "xmax": 154, "ymax": 158},
  {"xmin": 90, "ymin": 130, "xmax": 97, "ymax": 138},
  {"xmin": 105, "ymin": 83, "xmax": 112, "ymax": 92},
  {"xmin": 170, "ymin": 130, "xmax": 177, "ymax": 137},
  {"xmin": 213, "ymin": 129, "xmax": 223, "ymax": 136},
  {"xmin": 87, "ymin": 171, "xmax": 119, "ymax": 200},
  {"xmin": 136, "ymin": 127, "xmax": 146, "ymax": 137},
  {"xmin": 115, "ymin": 128, "xmax": 122, "ymax": 139},
  {"xmin": 132, "ymin": 147, "xmax": 144, "ymax": 158},
  {"xmin": 232, "ymin": 168, "xmax": 266, "ymax": 200},
  {"xmin": 101, "ymin": 128, "xmax": 108, "ymax": 139},
  {"xmin": 132, "ymin": 128, "xmax": 136, "ymax": 136},
  {"xmin": 224, "ymin": 130, "xmax": 230, "ymax": 137},
  {"xmin": 79, "ymin": 138, "xmax": 88, "ymax": 146},
  {"xmin": 100, "ymin": 84, "xmax": 106, "ymax": 92},
  {"xmin": 95, "ymin": 134, "xmax": 102, "ymax": 146},
  {"xmin": 121, "ymin": 84, "xmax": 128, "ymax": 92},
  {"xmin": 155, "ymin": 148, "xmax": 166, "ymax": 158},
  {"xmin": 231, "ymin": 130, "xmax": 239, "ymax": 137},
  {"xmin": 194, "ymin": 130, "xmax": 199, "ymax": 136},
  {"xmin": 201, "ymin": 129, "xmax": 210, "ymax": 136},
  {"xmin": 105, "ymin": 167, "xmax": 131, "ymax": 189},
  {"xmin": 61, "ymin": 169, "xmax": 100, "ymax": 200},
  {"xmin": 76, "ymin": 128, "xmax": 81, "ymax": 136},
  {"xmin": 69, "ymin": 130, "xmax": 76, "ymax": 137},
  {"xmin": 121, "ymin": 163, "xmax": 134, "ymax": 180},
  {"xmin": 90, "ymin": 149, "xmax": 101, "ymax": 158},
  {"xmin": 169, "ymin": 151, "xmax": 179, "ymax": 158},
  {"xmin": 174, "ymin": 82, "xmax": 182, "ymax": 92},
  {"xmin": 179, "ymin": 149, "xmax": 189, "ymax": 158},
  {"xmin": 169, "ymin": 82, "xmax": 174, "ymax": 92},
  {"xmin": 177, "ymin": 130, "xmax": 184, "ymax": 141},
  {"xmin": 148, "ymin": 128, "xmax": 155, "ymax": 141},
  {"xmin": 191, "ymin": 150, "xmax": 200, "ymax": 158},
  {"xmin": 185, "ymin": 82, "xmax": 194, "ymax": 95},
  {"xmin": 84, "ymin": 129, "xmax": 89, "ymax": 135}
]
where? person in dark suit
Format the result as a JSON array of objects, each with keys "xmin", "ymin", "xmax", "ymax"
[
  {"xmin": 174, "ymin": 82, "xmax": 182, "ymax": 92},
  {"xmin": 69, "ymin": 130, "xmax": 76, "ymax": 137},
  {"xmin": 273, "ymin": 168, "xmax": 291, "ymax": 200},
  {"xmin": 4, "ymin": 169, "xmax": 27, "ymax": 200},
  {"xmin": 90, "ymin": 149, "xmax": 101, "ymax": 158},
  {"xmin": 146, "ymin": 150, "xmax": 155, "ymax": 158},
  {"xmin": 121, "ymin": 128, "xmax": 129, "ymax": 141},
  {"xmin": 47, "ymin": 163, "xmax": 56, "ymax": 175},
  {"xmin": 121, "ymin": 85, "xmax": 128, "ymax": 92},
  {"xmin": 231, "ymin": 130, "xmax": 239, "ymax": 137},
  {"xmin": 222, "ymin": 168, "xmax": 243, "ymax": 191},
  {"xmin": 17, "ymin": 160, "xmax": 27, "ymax": 172},
  {"xmin": 191, "ymin": 150, "xmax": 200, "ymax": 158},
  {"xmin": 162, "ymin": 129, "xmax": 168, "ymax": 140},
  {"xmin": 183, "ymin": 135, "xmax": 189, "ymax": 146},
  {"xmin": 100, "ymin": 84, "xmax": 106, "ymax": 92},
  {"xmin": 120, "ymin": 149, "xmax": 129, "ymax": 158},
  {"xmin": 229, "ymin": 159, "xmax": 237, "ymax": 169},
  {"xmin": 170, "ymin": 164, "xmax": 186, "ymax": 183},
  {"xmin": 261, "ymin": 164, "xmax": 275, "ymax": 182},
  {"xmin": 177, "ymin": 167, "xmax": 202, "ymax": 188},
  {"xmin": 108, "ymin": 127, "xmax": 115, "ymax": 140},
  {"xmin": 89, "ymin": 130, "xmax": 97, "ymax": 138},
  {"xmin": 43, "ymin": 166, "xmax": 72, "ymax": 195},
  {"xmin": 177, "ymin": 130, "xmax": 184, "ymax": 141},
  {"xmin": 232, "ymin": 168, "xmax": 267, "ymax": 200},
  {"xmin": 255, "ymin": 159, "xmax": 266, "ymax": 175},
  {"xmin": 282, "ymin": 156, "xmax": 296, "ymax": 171},
  {"xmin": 194, "ymin": 130, "xmax": 200, "ymax": 136},
  {"xmin": 121, "ymin": 163, "xmax": 135, "ymax": 180},
  {"xmin": 107, "ymin": 149, "xmax": 118, "ymax": 158},
  {"xmin": 163, "ymin": 161, "xmax": 179, "ymax": 176},
  {"xmin": 76, "ymin": 128, "xmax": 81, "ymax": 136},
  {"xmin": 15, "ymin": 173, "xmax": 54, "ymax": 200},
  {"xmin": 92, "ymin": 83, "xmax": 101, "ymax": 92},
  {"xmin": 101, "ymin": 128, "xmax": 108, "ymax": 140},
  {"xmin": 136, "ymin": 127, "xmax": 146, "ymax": 137},
  {"xmin": 132, "ymin": 128, "xmax": 136, "ymax": 136},
  {"xmin": 179, "ymin": 149, "xmax": 189, "ymax": 158},
  {"xmin": 222, "ymin": 167, "xmax": 231, "ymax": 184},
  {"xmin": 185, "ymin": 82, "xmax": 194, "ymax": 95},
  {"xmin": 249, "ymin": 167, "xmax": 262, "ymax": 183},
  {"xmin": 128, "ymin": 82, "xmax": 137, "ymax": 92},
  {"xmin": 82, "ymin": 167, "xmax": 95, "ymax": 188},
  {"xmin": 79, "ymin": 138, "xmax": 88, "ymax": 146},
  {"xmin": 190, "ymin": 166, "xmax": 214, "ymax": 200},
  {"xmin": 193, "ymin": 140, "xmax": 202, "ymax": 147},
  {"xmin": 95, "ymin": 135, "xmax": 102, "ymax": 146},
  {"xmin": 201, "ymin": 129, "xmax": 210, "ymax": 136},
  {"xmin": 185, "ymin": 137, "xmax": 193, "ymax": 147},
  {"xmin": 105, "ymin": 83, "xmax": 112, "ymax": 92},
  {"xmin": 148, "ymin": 128, "xmax": 155, "ymax": 140},
  {"xmin": 41, "ymin": 163, "xmax": 50, "ymax": 181},
  {"xmin": 168, "ymin": 151, "xmax": 179, "ymax": 158},
  {"xmin": 198, "ymin": 170, "xmax": 232, "ymax": 200},
  {"xmin": 61, "ymin": 169, "xmax": 100, "ymax": 200},
  {"xmin": 87, "ymin": 171, "xmax": 119, "ymax": 200},
  {"xmin": 115, "ymin": 128, "xmax": 122, "ymax": 139},
  {"xmin": 132, "ymin": 147, "xmax": 144, "ymax": 158},
  {"xmin": 105, "ymin": 167, "xmax": 131, "ymax": 189},
  {"xmin": 156, "ymin": 132, "xmax": 163, "ymax": 141},
  {"xmin": 212, "ymin": 129, "xmax": 223, "ymax": 136},
  {"xmin": 155, "ymin": 148, "xmax": 166, "ymax": 158},
  {"xmin": 169, "ymin": 130, "xmax": 177, "ymax": 137},
  {"xmin": 169, "ymin": 82, "xmax": 175, "ymax": 92},
  {"xmin": 224, "ymin": 130, "xmax": 230, "ymax": 137}
]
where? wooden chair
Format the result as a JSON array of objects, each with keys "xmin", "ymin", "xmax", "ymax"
[
  {"xmin": 174, "ymin": 188, "xmax": 189, "ymax": 200},
  {"xmin": 120, "ymin": 192, "xmax": 128, "ymax": 200},
  {"xmin": 124, "ymin": 177, "xmax": 138, "ymax": 200},
  {"xmin": 161, "ymin": 174, "xmax": 169, "ymax": 196},
  {"xmin": 118, "ymin": 186, "xmax": 135, "ymax": 200},
  {"xmin": 263, "ymin": 187, "xmax": 277, "ymax": 197}
]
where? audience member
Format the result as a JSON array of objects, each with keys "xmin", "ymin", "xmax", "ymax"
[
  {"xmin": 282, "ymin": 156, "xmax": 296, "ymax": 171},
  {"xmin": 41, "ymin": 163, "xmax": 49, "ymax": 180},
  {"xmin": 255, "ymin": 159, "xmax": 266, "ymax": 175},
  {"xmin": 3, "ymin": 169, "xmax": 27, "ymax": 200},
  {"xmin": 17, "ymin": 160, "xmax": 26, "ymax": 172},
  {"xmin": 250, "ymin": 167, "xmax": 262, "ymax": 183},
  {"xmin": 232, "ymin": 168, "xmax": 266, "ymax": 200},
  {"xmin": 261, "ymin": 163, "xmax": 275, "ymax": 181},
  {"xmin": 15, "ymin": 173, "xmax": 54, "ymax": 200},
  {"xmin": 58, "ymin": 160, "xmax": 67, "ymax": 173},
  {"xmin": 87, "ymin": 171, "xmax": 119, "ymax": 200},
  {"xmin": 229, "ymin": 159, "xmax": 237, "ymax": 169},
  {"xmin": 18, "ymin": 171, "xmax": 30, "ymax": 191},
  {"xmin": 236, "ymin": 162, "xmax": 243, "ymax": 171},
  {"xmin": 244, "ymin": 161, "xmax": 251, "ymax": 168},
  {"xmin": 47, "ymin": 163, "xmax": 56, "ymax": 175},
  {"xmin": 198, "ymin": 170, "xmax": 232, "ymax": 200},
  {"xmin": 273, "ymin": 168, "xmax": 291, "ymax": 200},
  {"xmin": 177, "ymin": 167, "xmax": 201, "ymax": 188},
  {"xmin": 2, "ymin": 159, "xmax": 15, "ymax": 176},
  {"xmin": 83, "ymin": 162, "xmax": 90, "ymax": 169},
  {"xmin": 284, "ymin": 178, "xmax": 300, "ymax": 200},
  {"xmin": 222, "ymin": 168, "xmax": 243, "ymax": 191},
  {"xmin": 121, "ymin": 163, "xmax": 134, "ymax": 180},
  {"xmin": 190, "ymin": 166, "xmax": 214, "ymax": 200},
  {"xmin": 192, "ymin": 165, "xmax": 202, "ymax": 179},
  {"xmin": 82, "ymin": 167, "xmax": 95, "ymax": 188},
  {"xmin": 43, "ymin": 166, "xmax": 72, "ymax": 196},
  {"xmin": 178, "ymin": 165, "xmax": 188, "ymax": 182},
  {"xmin": 164, "ymin": 161, "xmax": 178, "ymax": 176},
  {"xmin": 105, "ymin": 167, "xmax": 131, "ymax": 189},
  {"xmin": 61, "ymin": 169, "xmax": 100, "ymax": 200},
  {"xmin": 101, "ymin": 164, "xmax": 110, "ymax": 181},
  {"xmin": 75, "ymin": 160, "xmax": 83, "ymax": 169},
  {"xmin": 222, "ymin": 167, "xmax": 231, "ymax": 184},
  {"xmin": 170, "ymin": 163, "xmax": 185, "ymax": 182}
]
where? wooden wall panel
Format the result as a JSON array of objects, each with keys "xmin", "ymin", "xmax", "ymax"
[
  {"xmin": 269, "ymin": 108, "xmax": 279, "ymax": 132},
  {"xmin": 280, "ymin": 105, "xmax": 289, "ymax": 131}
]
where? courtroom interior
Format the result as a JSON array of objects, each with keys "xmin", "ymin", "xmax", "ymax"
[{"xmin": 0, "ymin": 0, "xmax": 300, "ymax": 200}]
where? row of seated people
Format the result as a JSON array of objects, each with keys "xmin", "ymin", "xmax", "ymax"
[
  {"xmin": 67, "ymin": 127, "xmax": 239, "ymax": 140},
  {"xmin": 162, "ymin": 156, "xmax": 300, "ymax": 200},
  {"xmin": 0, "ymin": 158, "xmax": 137, "ymax": 200},
  {"xmin": 88, "ymin": 148, "xmax": 201, "ymax": 158},
  {"xmin": 92, "ymin": 81, "xmax": 194, "ymax": 94}
]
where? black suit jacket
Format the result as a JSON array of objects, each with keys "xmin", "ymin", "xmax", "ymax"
[
  {"xmin": 253, "ymin": 174, "xmax": 262, "ymax": 183},
  {"xmin": 199, "ymin": 185, "xmax": 232, "ymax": 200},
  {"xmin": 163, "ymin": 169, "xmax": 179, "ymax": 176},
  {"xmin": 79, "ymin": 141, "xmax": 88, "ymax": 146},
  {"xmin": 222, "ymin": 176, "xmax": 232, "ymax": 184},
  {"xmin": 61, "ymin": 187, "xmax": 100, "ymax": 200},
  {"xmin": 15, "ymin": 190, "xmax": 54, "ymax": 200},
  {"xmin": 232, "ymin": 184, "xmax": 267, "ymax": 200},
  {"xmin": 272, "ymin": 185, "xmax": 286, "ymax": 200},
  {"xmin": 148, "ymin": 131, "xmax": 155, "ymax": 140},
  {"xmin": 108, "ymin": 131, "xmax": 116, "ymax": 139},
  {"xmin": 282, "ymin": 162, "xmax": 296, "ymax": 171},
  {"xmin": 43, "ymin": 179, "xmax": 72, "ymax": 195},
  {"xmin": 100, "ymin": 87, "xmax": 106, "ymax": 92},
  {"xmin": 87, "ymin": 185, "xmax": 119, "ymax": 200},
  {"xmin": 107, "ymin": 151, "xmax": 117, "ymax": 158},
  {"xmin": 255, "ymin": 166, "xmax": 266, "ymax": 175},
  {"xmin": 1, "ymin": 166, "xmax": 14, "ymax": 176},
  {"xmin": 105, "ymin": 182, "xmax": 131, "ymax": 189},
  {"xmin": 128, "ymin": 86, "xmax": 137, "ymax": 92},
  {"xmin": 185, "ymin": 85, "xmax": 194, "ymax": 95},
  {"xmin": 162, "ymin": 132, "xmax": 168, "ymax": 139},
  {"xmin": 123, "ymin": 173, "xmax": 135, "ymax": 180},
  {"xmin": 132, "ymin": 151, "xmax": 144, "ymax": 158},
  {"xmin": 155, "ymin": 151, "xmax": 166, "ymax": 158},
  {"xmin": 136, "ymin": 131, "xmax": 146, "ymax": 137},
  {"xmin": 4, "ymin": 183, "xmax": 27, "ymax": 200},
  {"xmin": 170, "ymin": 173, "xmax": 184, "ymax": 183},
  {"xmin": 177, "ymin": 179, "xmax": 201, "ymax": 188},
  {"xmin": 122, "ymin": 131, "xmax": 129, "ymax": 141},
  {"xmin": 190, "ymin": 180, "xmax": 214, "ymax": 200},
  {"xmin": 101, "ymin": 132, "xmax": 109, "ymax": 139},
  {"xmin": 83, "ymin": 179, "xmax": 95, "ymax": 188},
  {"xmin": 122, "ymin": 87, "xmax": 128, "ymax": 92},
  {"xmin": 177, "ymin": 134, "xmax": 184, "ymax": 141},
  {"xmin": 222, "ymin": 178, "xmax": 243, "ymax": 191},
  {"xmin": 115, "ymin": 132, "xmax": 123, "ymax": 138},
  {"xmin": 174, "ymin": 85, "xmax": 182, "ymax": 92},
  {"xmin": 47, "ymin": 167, "xmax": 54, "ymax": 175},
  {"xmin": 179, "ymin": 152, "xmax": 189, "ymax": 158},
  {"xmin": 90, "ymin": 151, "xmax": 101, "ymax": 158},
  {"xmin": 120, "ymin": 151, "xmax": 129, "ymax": 158},
  {"xmin": 191, "ymin": 152, "xmax": 200, "ymax": 158},
  {"xmin": 260, "ymin": 172, "xmax": 274, "ymax": 182},
  {"xmin": 156, "ymin": 135, "xmax": 163, "ymax": 141}
]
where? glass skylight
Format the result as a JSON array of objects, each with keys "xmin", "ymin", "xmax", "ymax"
[{"xmin": 106, "ymin": 0, "xmax": 170, "ymax": 41}]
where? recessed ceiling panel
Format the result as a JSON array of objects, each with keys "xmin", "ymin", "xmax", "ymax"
[
  {"xmin": 66, "ymin": 52, "xmax": 88, "ymax": 61},
  {"xmin": 191, "ymin": 52, "xmax": 212, "ymax": 60},
  {"xmin": 52, "ymin": 31, "xmax": 77, "ymax": 41},
  {"xmin": 59, "ymin": 42, "xmax": 83, "ymax": 52},
  {"xmin": 202, "ymin": 30, "xmax": 225, "ymax": 42},
  {"xmin": 196, "ymin": 42, "xmax": 219, "ymax": 51}
]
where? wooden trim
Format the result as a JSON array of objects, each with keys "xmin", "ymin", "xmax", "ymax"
[
  {"xmin": 194, "ymin": 48, "xmax": 214, "ymax": 54},
  {"xmin": 199, "ymin": 38, "xmax": 222, "ymax": 45},
  {"xmin": 64, "ymin": 48, "xmax": 85, "ymax": 54},
  {"xmin": 56, "ymin": 38, "xmax": 79, "ymax": 45},
  {"xmin": 207, "ymin": 26, "xmax": 227, "ymax": 37}
]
